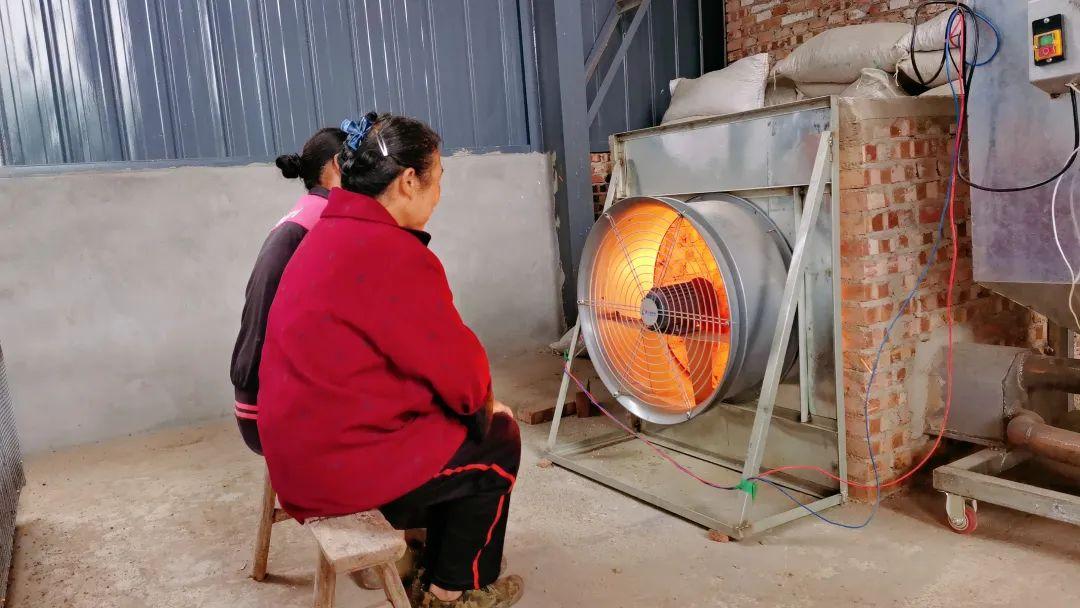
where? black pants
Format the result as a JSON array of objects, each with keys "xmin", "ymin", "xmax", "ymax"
[
  {"xmin": 236, "ymin": 416, "xmax": 263, "ymax": 455},
  {"xmin": 380, "ymin": 413, "xmax": 521, "ymax": 592}
]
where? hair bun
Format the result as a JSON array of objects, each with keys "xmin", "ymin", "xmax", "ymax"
[{"xmin": 275, "ymin": 153, "xmax": 304, "ymax": 179}]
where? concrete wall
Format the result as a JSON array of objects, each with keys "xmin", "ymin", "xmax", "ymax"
[{"xmin": 0, "ymin": 152, "xmax": 562, "ymax": 454}]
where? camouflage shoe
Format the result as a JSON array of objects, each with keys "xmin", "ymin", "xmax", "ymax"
[
  {"xmin": 406, "ymin": 566, "xmax": 426, "ymax": 607},
  {"xmin": 420, "ymin": 575, "xmax": 524, "ymax": 608},
  {"xmin": 353, "ymin": 544, "xmax": 422, "ymax": 590}
]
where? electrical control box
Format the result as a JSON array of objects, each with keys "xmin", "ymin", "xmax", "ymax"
[{"xmin": 1030, "ymin": 0, "xmax": 1080, "ymax": 94}]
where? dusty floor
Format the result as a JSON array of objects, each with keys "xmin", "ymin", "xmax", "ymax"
[{"xmin": 8, "ymin": 353, "xmax": 1080, "ymax": 607}]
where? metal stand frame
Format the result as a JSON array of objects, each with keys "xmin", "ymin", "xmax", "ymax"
[
  {"xmin": 934, "ymin": 448, "xmax": 1080, "ymax": 528},
  {"xmin": 546, "ymin": 132, "xmax": 842, "ymax": 539}
]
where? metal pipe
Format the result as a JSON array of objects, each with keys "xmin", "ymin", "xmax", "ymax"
[
  {"xmin": 1019, "ymin": 353, "xmax": 1080, "ymax": 394},
  {"xmin": 1007, "ymin": 411, "xmax": 1080, "ymax": 468}
]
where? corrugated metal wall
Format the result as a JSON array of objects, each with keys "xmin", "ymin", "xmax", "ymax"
[
  {"xmin": 583, "ymin": 0, "xmax": 700, "ymax": 151},
  {"xmin": 0, "ymin": 0, "xmax": 535, "ymax": 167}
]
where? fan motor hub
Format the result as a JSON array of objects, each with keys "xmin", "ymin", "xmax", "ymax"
[{"xmin": 641, "ymin": 277, "xmax": 715, "ymax": 336}]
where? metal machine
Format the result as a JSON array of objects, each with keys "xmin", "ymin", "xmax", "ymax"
[
  {"xmin": 930, "ymin": 0, "xmax": 1080, "ymax": 531},
  {"xmin": 546, "ymin": 98, "xmax": 844, "ymax": 539}
]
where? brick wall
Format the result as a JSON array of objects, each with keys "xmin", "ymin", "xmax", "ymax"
[
  {"xmin": 725, "ymin": 0, "xmax": 940, "ymax": 63},
  {"xmin": 836, "ymin": 98, "xmax": 1044, "ymax": 500},
  {"xmin": 591, "ymin": 152, "xmax": 613, "ymax": 218}
]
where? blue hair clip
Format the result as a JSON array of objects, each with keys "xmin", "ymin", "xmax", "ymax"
[{"xmin": 341, "ymin": 116, "xmax": 374, "ymax": 151}]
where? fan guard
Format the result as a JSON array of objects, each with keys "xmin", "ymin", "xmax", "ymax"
[{"xmin": 578, "ymin": 194, "xmax": 794, "ymax": 425}]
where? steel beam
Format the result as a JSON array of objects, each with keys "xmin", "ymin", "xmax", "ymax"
[
  {"xmin": 585, "ymin": 2, "xmax": 620, "ymax": 80},
  {"xmin": 587, "ymin": 0, "xmax": 653, "ymax": 125},
  {"xmin": 535, "ymin": 0, "xmax": 597, "ymax": 323},
  {"xmin": 517, "ymin": 0, "xmax": 543, "ymax": 151}
]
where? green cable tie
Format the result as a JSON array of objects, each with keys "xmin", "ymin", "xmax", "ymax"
[{"xmin": 735, "ymin": 479, "xmax": 758, "ymax": 500}]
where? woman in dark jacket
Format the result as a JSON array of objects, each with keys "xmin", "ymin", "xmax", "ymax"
[
  {"xmin": 258, "ymin": 113, "xmax": 523, "ymax": 608},
  {"xmin": 229, "ymin": 127, "xmax": 346, "ymax": 454}
]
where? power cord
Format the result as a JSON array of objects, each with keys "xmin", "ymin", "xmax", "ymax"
[{"xmin": 923, "ymin": 1, "xmax": 1080, "ymax": 192}]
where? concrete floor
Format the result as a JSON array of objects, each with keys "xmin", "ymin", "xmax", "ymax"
[{"xmin": 8, "ymin": 353, "xmax": 1080, "ymax": 607}]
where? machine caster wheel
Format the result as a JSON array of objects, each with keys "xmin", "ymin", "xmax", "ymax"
[
  {"xmin": 944, "ymin": 493, "xmax": 978, "ymax": 534},
  {"xmin": 947, "ymin": 506, "xmax": 978, "ymax": 534}
]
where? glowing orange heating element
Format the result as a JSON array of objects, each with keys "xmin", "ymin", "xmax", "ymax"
[{"xmin": 586, "ymin": 202, "xmax": 732, "ymax": 414}]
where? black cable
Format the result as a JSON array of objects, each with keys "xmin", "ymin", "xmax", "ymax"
[
  {"xmin": 953, "ymin": 3, "xmax": 1080, "ymax": 192},
  {"xmin": 911, "ymin": 1, "xmax": 1080, "ymax": 192},
  {"xmin": 956, "ymin": 89, "xmax": 1079, "ymax": 192},
  {"xmin": 908, "ymin": 1, "xmax": 977, "ymax": 88}
]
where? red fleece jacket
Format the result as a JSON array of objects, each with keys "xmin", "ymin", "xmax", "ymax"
[{"xmin": 258, "ymin": 188, "xmax": 492, "ymax": 522}]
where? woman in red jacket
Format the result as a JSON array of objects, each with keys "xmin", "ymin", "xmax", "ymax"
[
  {"xmin": 258, "ymin": 113, "xmax": 523, "ymax": 608},
  {"xmin": 230, "ymin": 127, "xmax": 346, "ymax": 454}
]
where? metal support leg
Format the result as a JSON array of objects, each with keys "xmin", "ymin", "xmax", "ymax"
[
  {"xmin": 548, "ymin": 165, "xmax": 623, "ymax": 453},
  {"xmin": 548, "ymin": 320, "xmax": 581, "ymax": 451},
  {"xmin": 794, "ymin": 186, "xmax": 811, "ymax": 425},
  {"xmin": 738, "ymin": 132, "xmax": 833, "ymax": 525}
]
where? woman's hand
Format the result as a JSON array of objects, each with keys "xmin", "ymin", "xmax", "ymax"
[{"xmin": 493, "ymin": 401, "xmax": 513, "ymax": 417}]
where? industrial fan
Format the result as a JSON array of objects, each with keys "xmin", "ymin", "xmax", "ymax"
[{"xmin": 578, "ymin": 194, "xmax": 795, "ymax": 425}]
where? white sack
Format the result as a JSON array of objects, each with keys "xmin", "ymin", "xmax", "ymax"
[
  {"xmin": 662, "ymin": 53, "xmax": 769, "ymax": 124},
  {"xmin": 841, "ymin": 69, "xmax": 908, "ymax": 99},
  {"xmin": 764, "ymin": 76, "xmax": 800, "ymax": 106},
  {"xmin": 794, "ymin": 82, "xmax": 851, "ymax": 98},
  {"xmin": 896, "ymin": 10, "xmax": 959, "ymax": 53},
  {"xmin": 897, "ymin": 48, "xmax": 963, "ymax": 88},
  {"xmin": 774, "ymin": 23, "xmax": 910, "ymax": 84}
]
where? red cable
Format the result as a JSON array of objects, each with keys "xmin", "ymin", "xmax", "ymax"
[{"xmin": 755, "ymin": 18, "xmax": 966, "ymax": 491}]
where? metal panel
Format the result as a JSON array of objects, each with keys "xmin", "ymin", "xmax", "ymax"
[
  {"xmin": 926, "ymin": 343, "xmax": 1026, "ymax": 445},
  {"xmin": 583, "ymin": 0, "xmax": 701, "ymax": 150},
  {"xmin": 0, "ymin": 0, "xmax": 536, "ymax": 168},
  {"xmin": 615, "ymin": 99, "xmax": 833, "ymax": 196},
  {"xmin": 968, "ymin": 0, "xmax": 1080, "ymax": 321}
]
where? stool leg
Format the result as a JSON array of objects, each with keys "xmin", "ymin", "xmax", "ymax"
[
  {"xmin": 375, "ymin": 562, "xmax": 411, "ymax": 608},
  {"xmin": 252, "ymin": 470, "xmax": 276, "ymax": 581},
  {"xmin": 314, "ymin": 549, "xmax": 337, "ymax": 608}
]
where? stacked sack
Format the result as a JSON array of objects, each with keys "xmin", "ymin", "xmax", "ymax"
[
  {"xmin": 658, "ymin": 14, "xmax": 970, "ymax": 122},
  {"xmin": 772, "ymin": 23, "xmax": 911, "ymax": 97},
  {"xmin": 661, "ymin": 53, "xmax": 771, "ymax": 124},
  {"xmin": 893, "ymin": 10, "xmax": 965, "ymax": 96}
]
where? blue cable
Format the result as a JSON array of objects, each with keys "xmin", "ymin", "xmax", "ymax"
[
  {"xmin": 746, "ymin": 8, "xmax": 982, "ymax": 529},
  {"xmin": 968, "ymin": 9, "xmax": 1001, "ymax": 67}
]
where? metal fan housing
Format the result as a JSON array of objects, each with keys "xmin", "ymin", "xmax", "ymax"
[{"xmin": 577, "ymin": 194, "xmax": 793, "ymax": 425}]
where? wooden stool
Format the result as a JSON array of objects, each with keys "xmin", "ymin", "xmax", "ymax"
[
  {"xmin": 252, "ymin": 469, "xmax": 293, "ymax": 581},
  {"xmin": 307, "ymin": 511, "xmax": 410, "ymax": 608}
]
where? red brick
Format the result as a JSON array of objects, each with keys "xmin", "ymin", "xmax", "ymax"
[{"xmin": 727, "ymin": 0, "xmax": 1040, "ymax": 504}]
